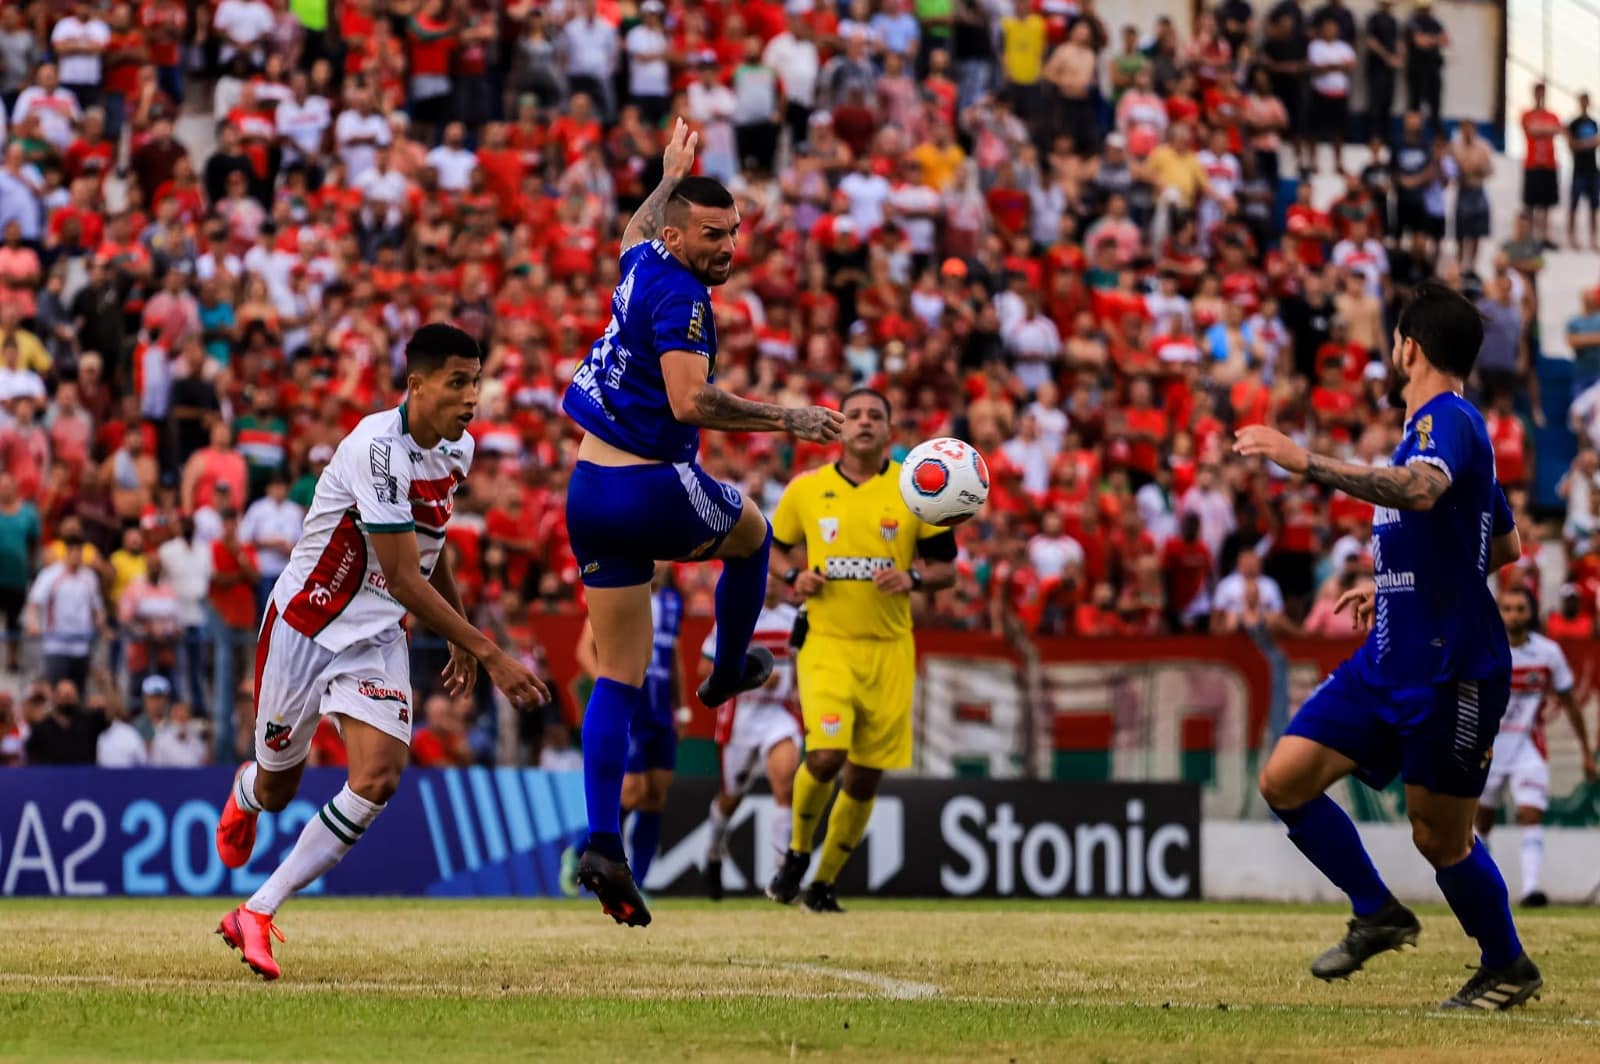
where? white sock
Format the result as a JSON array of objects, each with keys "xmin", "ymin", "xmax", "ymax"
[
  {"xmin": 1520, "ymin": 825, "xmax": 1545, "ymax": 898},
  {"xmin": 772, "ymin": 805, "xmax": 792, "ymax": 859},
  {"xmin": 248, "ymin": 784, "xmax": 384, "ymax": 916},
  {"xmin": 706, "ymin": 800, "xmax": 731, "ymax": 861},
  {"xmin": 234, "ymin": 761, "xmax": 262, "ymax": 815}
]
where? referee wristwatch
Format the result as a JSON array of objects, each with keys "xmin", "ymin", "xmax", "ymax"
[{"xmin": 908, "ymin": 568, "xmax": 924, "ymax": 591}]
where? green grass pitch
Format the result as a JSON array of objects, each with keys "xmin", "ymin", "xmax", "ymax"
[{"xmin": 4, "ymin": 898, "xmax": 1600, "ymax": 1062}]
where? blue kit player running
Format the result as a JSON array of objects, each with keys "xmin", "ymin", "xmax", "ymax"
[
  {"xmin": 562, "ymin": 120, "xmax": 844, "ymax": 926},
  {"xmin": 1236, "ymin": 283, "xmax": 1542, "ymax": 1011}
]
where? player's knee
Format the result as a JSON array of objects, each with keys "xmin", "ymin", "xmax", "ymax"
[
  {"xmin": 1515, "ymin": 807, "xmax": 1544, "ymax": 827},
  {"xmin": 841, "ymin": 764, "xmax": 882, "ymax": 801},
  {"xmin": 806, "ymin": 748, "xmax": 846, "ymax": 781},
  {"xmin": 1409, "ymin": 817, "xmax": 1471, "ymax": 868},
  {"xmin": 1258, "ymin": 764, "xmax": 1311, "ymax": 811},
  {"xmin": 348, "ymin": 765, "xmax": 403, "ymax": 806}
]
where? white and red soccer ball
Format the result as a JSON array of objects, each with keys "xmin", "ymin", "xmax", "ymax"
[{"xmin": 899, "ymin": 437, "xmax": 990, "ymax": 527}]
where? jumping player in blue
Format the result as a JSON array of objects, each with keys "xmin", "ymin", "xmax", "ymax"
[
  {"xmin": 575, "ymin": 564, "xmax": 684, "ymax": 890},
  {"xmin": 563, "ymin": 120, "xmax": 844, "ymax": 925},
  {"xmin": 1235, "ymin": 283, "xmax": 1541, "ymax": 1010}
]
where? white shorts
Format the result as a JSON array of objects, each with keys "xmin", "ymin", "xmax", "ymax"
[
  {"xmin": 1479, "ymin": 735, "xmax": 1550, "ymax": 812},
  {"xmin": 719, "ymin": 703, "xmax": 801, "ymax": 798},
  {"xmin": 252, "ymin": 603, "xmax": 413, "ymax": 771}
]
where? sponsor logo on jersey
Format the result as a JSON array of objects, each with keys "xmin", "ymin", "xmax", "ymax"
[
  {"xmin": 308, "ymin": 585, "xmax": 332, "ymax": 607},
  {"xmin": 370, "ymin": 441, "xmax": 399, "ymax": 503},
  {"xmin": 819, "ymin": 517, "xmax": 840, "ymax": 544},
  {"xmin": 686, "ymin": 301, "xmax": 707, "ymax": 343},
  {"xmin": 398, "ymin": 705, "xmax": 410, "ymax": 724},
  {"xmin": 357, "ymin": 677, "xmax": 408, "ymax": 704},
  {"xmin": 880, "ymin": 518, "xmax": 900, "ymax": 542},
  {"xmin": 823, "ymin": 555, "xmax": 893, "ymax": 581},
  {"xmin": 1373, "ymin": 570, "xmax": 1416, "ymax": 592},
  {"xmin": 1414, "ymin": 414, "xmax": 1433, "ymax": 451},
  {"xmin": 820, "ymin": 713, "xmax": 842, "ymax": 737},
  {"xmin": 582, "ymin": 561, "xmax": 600, "ymax": 576},
  {"xmin": 263, "ymin": 721, "xmax": 293, "ymax": 752}
]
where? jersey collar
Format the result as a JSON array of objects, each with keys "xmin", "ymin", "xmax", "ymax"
[
  {"xmin": 833, "ymin": 459, "xmax": 890, "ymax": 488},
  {"xmin": 398, "ymin": 402, "xmax": 410, "ymax": 438}
]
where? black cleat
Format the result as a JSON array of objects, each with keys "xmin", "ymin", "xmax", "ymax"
[
  {"xmin": 767, "ymin": 849, "xmax": 808, "ymax": 905},
  {"xmin": 1310, "ymin": 900, "xmax": 1421, "ymax": 981},
  {"xmin": 576, "ymin": 849, "xmax": 652, "ymax": 927},
  {"xmin": 1521, "ymin": 890, "xmax": 1549, "ymax": 909},
  {"xmin": 697, "ymin": 647, "xmax": 775, "ymax": 709},
  {"xmin": 1440, "ymin": 953, "xmax": 1543, "ymax": 1011},
  {"xmin": 705, "ymin": 858, "xmax": 724, "ymax": 902},
  {"xmin": 801, "ymin": 881, "xmax": 846, "ymax": 914}
]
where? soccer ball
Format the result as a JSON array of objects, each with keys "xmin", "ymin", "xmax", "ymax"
[{"xmin": 899, "ymin": 437, "xmax": 990, "ymax": 527}]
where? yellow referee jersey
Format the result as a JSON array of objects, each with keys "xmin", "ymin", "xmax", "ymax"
[{"xmin": 771, "ymin": 461, "xmax": 944, "ymax": 642}]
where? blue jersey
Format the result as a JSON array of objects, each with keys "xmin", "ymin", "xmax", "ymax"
[
  {"xmin": 644, "ymin": 585, "xmax": 683, "ymax": 715},
  {"xmin": 563, "ymin": 240, "xmax": 718, "ymax": 463},
  {"xmin": 1356, "ymin": 392, "xmax": 1512, "ymax": 688}
]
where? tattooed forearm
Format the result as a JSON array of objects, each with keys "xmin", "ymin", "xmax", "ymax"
[
  {"xmin": 1304, "ymin": 454, "xmax": 1450, "ymax": 510},
  {"xmin": 687, "ymin": 384, "xmax": 787, "ymax": 431},
  {"xmin": 621, "ymin": 176, "xmax": 681, "ymax": 251}
]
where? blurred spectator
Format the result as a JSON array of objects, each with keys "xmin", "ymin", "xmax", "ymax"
[
  {"xmin": 238, "ymin": 472, "xmax": 302, "ymax": 611},
  {"xmin": 25, "ymin": 678, "xmax": 104, "ymax": 764},
  {"xmin": 149, "ymin": 698, "xmax": 208, "ymax": 765},
  {"xmin": 412, "ymin": 692, "xmax": 474, "ymax": 767},
  {"xmin": 207, "ymin": 506, "xmax": 257, "ymax": 730},
  {"xmin": 27, "ymin": 531, "xmax": 106, "ymax": 692}
]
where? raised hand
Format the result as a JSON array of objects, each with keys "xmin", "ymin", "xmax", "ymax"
[{"xmin": 662, "ymin": 118, "xmax": 699, "ymax": 180}]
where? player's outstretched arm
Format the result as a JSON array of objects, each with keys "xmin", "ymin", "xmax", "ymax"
[
  {"xmin": 371, "ymin": 530, "xmax": 550, "ymax": 707},
  {"xmin": 661, "ymin": 352, "xmax": 843, "ymax": 441},
  {"xmin": 621, "ymin": 118, "xmax": 698, "ymax": 253},
  {"xmin": 1233, "ymin": 425, "xmax": 1450, "ymax": 511},
  {"xmin": 1555, "ymin": 691, "xmax": 1599, "ymax": 781}
]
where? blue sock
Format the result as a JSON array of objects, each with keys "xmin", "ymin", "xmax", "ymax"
[
  {"xmin": 1273, "ymin": 796, "xmax": 1393, "ymax": 917},
  {"xmin": 1436, "ymin": 837, "xmax": 1523, "ymax": 969},
  {"xmin": 581, "ymin": 678, "xmax": 642, "ymax": 862},
  {"xmin": 710, "ymin": 521, "xmax": 771, "ymax": 690},
  {"xmin": 629, "ymin": 811, "xmax": 662, "ymax": 885}
]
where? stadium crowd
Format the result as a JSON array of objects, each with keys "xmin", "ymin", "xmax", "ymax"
[{"xmin": 0, "ymin": 0, "xmax": 1588, "ymax": 770}]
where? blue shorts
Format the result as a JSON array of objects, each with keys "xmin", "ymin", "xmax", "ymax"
[
  {"xmin": 1285, "ymin": 659, "xmax": 1510, "ymax": 798},
  {"xmin": 627, "ymin": 698, "xmax": 678, "ymax": 774},
  {"xmin": 1576, "ymin": 172, "xmax": 1600, "ymax": 210},
  {"xmin": 566, "ymin": 461, "xmax": 744, "ymax": 588}
]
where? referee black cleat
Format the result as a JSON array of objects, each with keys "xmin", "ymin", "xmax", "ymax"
[
  {"xmin": 1310, "ymin": 900, "xmax": 1421, "ymax": 981},
  {"xmin": 705, "ymin": 858, "xmax": 724, "ymax": 902},
  {"xmin": 767, "ymin": 849, "xmax": 808, "ymax": 905},
  {"xmin": 1441, "ymin": 953, "xmax": 1543, "ymax": 1011},
  {"xmin": 577, "ymin": 849, "xmax": 652, "ymax": 927},
  {"xmin": 1521, "ymin": 890, "xmax": 1550, "ymax": 908},
  {"xmin": 697, "ymin": 647, "xmax": 776, "ymax": 709},
  {"xmin": 801, "ymin": 881, "xmax": 846, "ymax": 914}
]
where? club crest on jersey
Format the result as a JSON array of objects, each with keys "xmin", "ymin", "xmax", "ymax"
[
  {"xmin": 820, "ymin": 713, "xmax": 842, "ymax": 737},
  {"xmin": 880, "ymin": 518, "xmax": 900, "ymax": 542},
  {"xmin": 819, "ymin": 517, "xmax": 840, "ymax": 544},
  {"xmin": 357, "ymin": 677, "xmax": 408, "ymax": 704},
  {"xmin": 1415, "ymin": 414, "xmax": 1433, "ymax": 451},
  {"xmin": 263, "ymin": 722, "xmax": 293, "ymax": 752}
]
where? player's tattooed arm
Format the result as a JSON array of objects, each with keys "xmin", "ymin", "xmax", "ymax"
[
  {"xmin": 1303, "ymin": 454, "xmax": 1451, "ymax": 511},
  {"xmin": 1234, "ymin": 425, "xmax": 1448, "ymax": 511},
  {"xmin": 621, "ymin": 118, "xmax": 699, "ymax": 252}
]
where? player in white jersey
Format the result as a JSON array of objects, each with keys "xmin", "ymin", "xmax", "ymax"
[
  {"xmin": 212, "ymin": 324, "xmax": 548, "ymax": 981},
  {"xmin": 699, "ymin": 577, "xmax": 801, "ymax": 900},
  {"xmin": 1476, "ymin": 587, "xmax": 1595, "ymax": 907}
]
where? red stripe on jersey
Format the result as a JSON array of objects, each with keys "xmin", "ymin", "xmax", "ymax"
[
  {"xmin": 252, "ymin": 602, "xmax": 279, "ymax": 719},
  {"xmin": 410, "ymin": 471, "xmax": 462, "ymax": 527},
  {"xmin": 283, "ymin": 512, "xmax": 367, "ymax": 637},
  {"xmin": 1510, "ymin": 665, "xmax": 1552, "ymax": 695},
  {"xmin": 714, "ymin": 699, "xmax": 736, "ymax": 745}
]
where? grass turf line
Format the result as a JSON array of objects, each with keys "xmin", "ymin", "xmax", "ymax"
[{"xmin": 3, "ymin": 899, "xmax": 1600, "ymax": 1063}]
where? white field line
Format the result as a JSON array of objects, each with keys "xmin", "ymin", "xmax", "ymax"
[
  {"xmin": 733, "ymin": 959, "xmax": 942, "ymax": 1001},
  {"xmin": 6, "ymin": 972, "xmax": 1600, "ymax": 1028}
]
